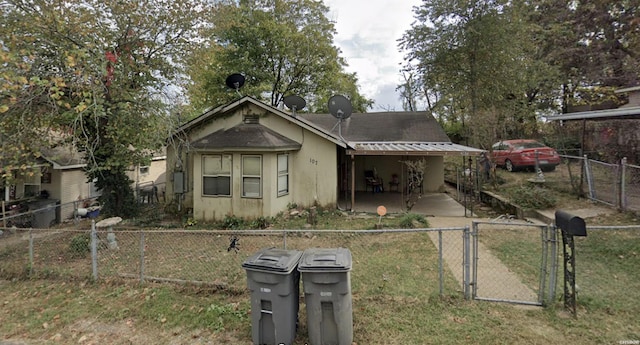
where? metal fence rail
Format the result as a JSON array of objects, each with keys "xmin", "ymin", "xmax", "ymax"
[
  {"xmin": 0, "ymin": 225, "xmax": 470, "ymax": 300},
  {"xmin": 471, "ymin": 220, "xmax": 558, "ymax": 306}
]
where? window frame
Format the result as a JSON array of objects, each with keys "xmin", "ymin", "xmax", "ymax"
[
  {"xmin": 277, "ymin": 153, "xmax": 289, "ymax": 196},
  {"xmin": 241, "ymin": 155, "xmax": 262, "ymax": 198},
  {"xmin": 202, "ymin": 154, "xmax": 232, "ymax": 197}
]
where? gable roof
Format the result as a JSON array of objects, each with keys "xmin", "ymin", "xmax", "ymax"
[
  {"xmin": 300, "ymin": 112, "xmax": 484, "ymax": 156},
  {"xmin": 191, "ymin": 123, "xmax": 302, "ymax": 151},
  {"xmin": 300, "ymin": 112, "xmax": 451, "ymax": 142},
  {"xmin": 174, "ymin": 96, "xmax": 349, "ymax": 148},
  {"xmin": 178, "ymin": 97, "xmax": 483, "ymax": 156}
]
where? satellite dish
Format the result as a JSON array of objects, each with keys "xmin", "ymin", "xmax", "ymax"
[
  {"xmin": 225, "ymin": 74, "xmax": 245, "ymax": 95},
  {"xmin": 283, "ymin": 95, "xmax": 306, "ymax": 116},
  {"xmin": 328, "ymin": 95, "xmax": 352, "ymax": 120}
]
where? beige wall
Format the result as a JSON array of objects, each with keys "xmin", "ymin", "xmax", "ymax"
[
  {"xmin": 354, "ymin": 155, "xmax": 444, "ymax": 192},
  {"xmin": 167, "ymin": 103, "xmax": 338, "ymax": 221},
  {"xmin": 43, "ymin": 168, "xmax": 94, "ymax": 220}
]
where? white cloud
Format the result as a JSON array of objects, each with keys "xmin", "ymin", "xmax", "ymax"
[{"xmin": 324, "ymin": 0, "xmax": 421, "ymax": 111}]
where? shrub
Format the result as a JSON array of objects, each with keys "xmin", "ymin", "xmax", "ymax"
[
  {"xmin": 221, "ymin": 215, "xmax": 244, "ymax": 230},
  {"xmin": 507, "ymin": 185, "xmax": 557, "ymax": 209},
  {"xmin": 249, "ymin": 216, "xmax": 270, "ymax": 229},
  {"xmin": 69, "ymin": 233, "xmax": 91, "ymax": 258},
  {"xmin": 399, "ymin": 213, "xmax": 430, "ymax": 228}
]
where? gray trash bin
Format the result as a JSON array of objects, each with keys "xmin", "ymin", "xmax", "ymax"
[
  {"xmin": 298, "ymin": 247, "xmax": 353, "ymax": 345},
  {"xmin": 242, "ymin": 248, "xmax": 303, "ymax": 345},
  {"xmin": 28, "ymin": 199, "xmax": 59, "ymax": 228}
]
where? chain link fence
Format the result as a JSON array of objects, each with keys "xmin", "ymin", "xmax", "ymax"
[
  {"xmin": 570, "ymin": 225, "xmax": 640, "ymax": 316},
  {"xmin": 0, "ymin": 225, "xmax": 470, "ymax": 300},
  {"xmin": 471, "ymin": 220, "xmax": 557, "ymax": 306}
]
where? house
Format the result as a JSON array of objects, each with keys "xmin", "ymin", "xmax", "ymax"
[
  {"xmin": 545, "ymin": 85, "xmax": 640, "ymax": 164},
  {"xmin": 1, "ymin": 144, "xmax": 167, "ymax": 225},
  {"xmin": 165, "ymin": 96, "xmax": 483, "ymax": 221}
]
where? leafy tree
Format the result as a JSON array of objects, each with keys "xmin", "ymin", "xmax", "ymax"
[
  {"xmin": 531, "ymin": 0, "xmax": 640, "ymax": 111},
  {"xmin": 399, "ymin": 0, "xmax": 563, "ymax": 147},
  {"xmin": 1, "ymin": 0, "xmax": 205, "ymax": 216},
  {"xmin": 187, "ymin": 0, "xmax": 372, "ymax": 114}
]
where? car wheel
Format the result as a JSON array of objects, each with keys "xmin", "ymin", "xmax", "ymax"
[
  {"xmin": 541, "ymin": 165, "xmax": 556, "ymax": 172},
  {"xmin": 505, "ymin": 159, "xmax": 516, "ymax": 172}
]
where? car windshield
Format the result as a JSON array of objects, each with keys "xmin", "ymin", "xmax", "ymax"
[{"xmin": 515, "ymin": 141, "xmax": 545, "ymax": 149}]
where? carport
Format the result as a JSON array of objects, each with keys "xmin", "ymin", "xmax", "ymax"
[{"xmin": 342, "ymin": 141, "xmax": 484, "ymax": 213}]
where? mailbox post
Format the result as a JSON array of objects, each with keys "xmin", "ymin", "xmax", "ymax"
[{"xmin": 554, "ymin": 210, "xmax": 587, "ymax": 316}]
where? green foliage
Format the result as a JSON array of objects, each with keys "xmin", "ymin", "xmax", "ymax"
[
  {"xmin": 187, "ymin": 0, "xmax": 372, "ymax": 113},
  {"xmin": 249, "ymin": 216, "xmax": 270, "ymax": 230},
  {"xmin": 0, "ymin": 0, "xmax": 205, "ymax": 212},
  {"xmin": 220, "ymin": 215, "xmax": 244, "ymax": 230},
  {"xmin": 399, "ymin": 213, "xmax": 429, "ymax": 229},
  {"xmin": 69, "ymin": 233, "xmax": 91, "ymax": 258},
  {"xmin": 506, "ymin": 185, "xmax": 557, "ymax": 209}
]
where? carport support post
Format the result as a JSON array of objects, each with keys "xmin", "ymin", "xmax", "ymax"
[{"xmin": 350, "ymin": 154, "xmax": 355, "ymax": 212}]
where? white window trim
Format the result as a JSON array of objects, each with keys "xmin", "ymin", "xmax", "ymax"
[
  {"xmin": 202, "ymin": 154, "xmax": 232, "ymax": 197},
  {"xmin": 242, "ymin": 155, "xmax": 262, "ymax": 198},
  {"xmin": 277, "ymin": 153, "xmax": 289, "ymax": 196}
]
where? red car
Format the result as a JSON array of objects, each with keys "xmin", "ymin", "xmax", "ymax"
[{"xmin": 490, "ymin": 139, "xmax": 561, "ymax": 172}]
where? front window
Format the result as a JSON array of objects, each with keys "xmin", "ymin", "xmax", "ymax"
[
  {"xmin": 203, "ymin": 155, "xmax": 232, "ymax": 196},
  {"xmin": 242, "ymin": 155, "xmax": 261, "ymax": 197},
  {"xmin": 277, "ymin": 154, "xmax": 289, "ymax": 196}
]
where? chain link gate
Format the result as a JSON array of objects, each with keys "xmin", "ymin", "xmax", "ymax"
[{"xmin": 470, "ymin": 221, "xmax": 558, "ymax": 306}]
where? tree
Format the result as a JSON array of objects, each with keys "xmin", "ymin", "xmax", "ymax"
[
  {"xmin": 187, "ymin": 0, "xmax": 372, "ymax": 114},
  {"xmin": 530, "ymin": 0, "xmax": 640, "ymax": 111},
  {"xmin": 1, "ymin": 0, "xmax": 206, "ymax": 216},
  {"xmin": 399, "ymin": 0, "xmax": 562, "ymax": 147}
]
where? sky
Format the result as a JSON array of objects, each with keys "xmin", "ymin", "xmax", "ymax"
[{"xmin": 324, "ymin": 0, "xmax": 423, "ymax": 112}]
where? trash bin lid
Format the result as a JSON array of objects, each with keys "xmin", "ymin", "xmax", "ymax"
[
  {"xmin": 242, "ymin": 248, "xmax": 303, "ymax": 274},
  {"xmin": 297, "ymin": 248, "xmax": 352, "ymax": 272}
]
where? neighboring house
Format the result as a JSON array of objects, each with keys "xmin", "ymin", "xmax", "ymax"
[
  {"xmin": 0, "ymin": 146, "xmax": 99, "ymax": 223},
  {"xmin": 546, "ymin": 85, "xmax": 640, "ymax": 164},
  {"xmin": 1, "ymin": 144, "xmax": 167, "ymax": 224},
  {"xmin": 128, "ymin": 150, "xmax": 167, "ymax": 203},
  {"xmin": 165, "ymin": 96, "xmax": 482, "ymax": 221}
]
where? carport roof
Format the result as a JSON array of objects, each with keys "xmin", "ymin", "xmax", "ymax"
[{"xmin": 347, "ymin": 142, "xmax": 485, "ymax": 156}]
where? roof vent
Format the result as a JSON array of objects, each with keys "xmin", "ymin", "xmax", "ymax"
[{"xmin": 244, "ymin": 114, "xmax": 259, "ymax": 124}]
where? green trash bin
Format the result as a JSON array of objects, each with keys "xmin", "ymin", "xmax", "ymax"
[
  {"xmin": 298, "ymin": 248, "xmax": 353, "ymax": 345},
  {"xmin": 242, "ymin": 248, "xmax": 303, "ymax": 345}
]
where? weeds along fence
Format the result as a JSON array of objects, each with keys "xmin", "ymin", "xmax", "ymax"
[
  {"xmin": 549, "ymin": 155, "xmax": 640, "ymax": 212},
  {"xmin": 570, "ymin": 225, "xmax": 640, "ymax": 316},
  {"xmin": 0, "ymin": 225, "xmax": 470, "ymax": 300}
]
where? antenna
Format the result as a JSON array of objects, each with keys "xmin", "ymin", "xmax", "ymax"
[
  {"xmin": 225, "ymin": 73, "xmax": 245, "ymax": 97},
  {"xmin": 283, "ymin": 95, "xmax": 306, "ymax": 117},
  {"xmin": 328, "ymin": 95, "xmax": 352, "ymax": 142}
]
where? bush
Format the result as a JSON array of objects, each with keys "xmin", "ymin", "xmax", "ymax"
[
  {"xmin": 69, "ymin": 233, "xmax": 91, "ymax": 258},
  {"xmin": 220, "ymin": 215, "xmax": 244, "ymax": 230},
  {"xmin": 507, "ymin": 185, "xmax": 557, "ymax": 209},
  {"xmin": 399, "ymin": 213, "xmax": 430, "ymax": 228}
]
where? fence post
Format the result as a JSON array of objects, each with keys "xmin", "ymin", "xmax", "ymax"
[
  {"xmin": 548, "ymin": 225, "xmax": 558, "ymax": 305},
  {"xmin": 463, "ymin": 225, "xmax": 471, "ymax": 300},
  {"xmin": 438, "ymin": 230, "xmax": 443, "ymax": 296},
  {"xmin": 283, "ymin": 230, "xmax": 287, "ymax": 249},
  {"xmin": 139, "ymin": 231, "xmax": 145, "ymax": 283},
  {"xmin": 620, "ymin": 157, "xmax": 627, "ymax": 210},
  {"xmin": 28, "ymin": 229, "xmax": 34, "ymax": 277},
  {"xmin": 583, "ymin": 155, "xmax": 595, "ymax": 199},
  {"xmin": 539, "ymin": 225, "xmax": 549, "ymax": 306},
  {"xmin": 91, "ymin": 220, "xmax": 98, "ymax": 281}
]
